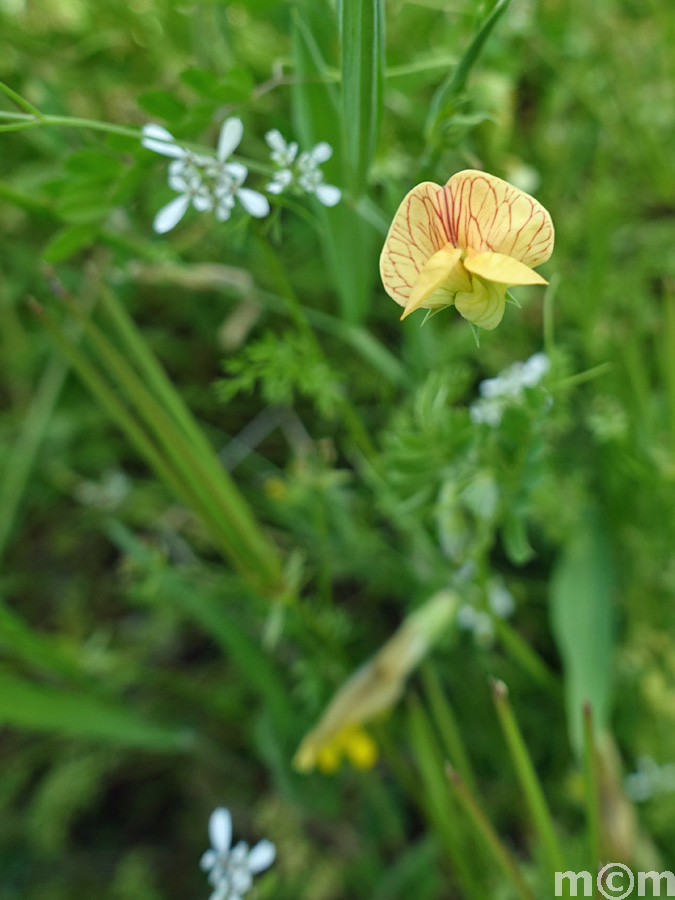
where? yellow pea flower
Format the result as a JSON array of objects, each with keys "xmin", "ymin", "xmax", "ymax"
[
  {"xmin": 293, "ymin": 591, "xmax": 458, "ymax": 774},
  {"xmin": 380, "ymin": 170, "xmax": 554, "ymax": 330}
]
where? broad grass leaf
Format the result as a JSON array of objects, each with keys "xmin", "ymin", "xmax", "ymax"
[
  {"xmin": 0, "ymin": 673, "xmax": 190, "ymax": 751},
  {"xmin": 340, "ymin": 0, "xmax": 385, "ymax": 194},
  {"xmin": 549, "ymin": 508, "xmax": 616, "ymax": 755}
]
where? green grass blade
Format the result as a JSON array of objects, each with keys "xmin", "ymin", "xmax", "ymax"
[
  {"xmin": 446, "ymin": 766, "xmax": 537, "ymax": 900},
  {"xmin": 60, "ymin": 297, "xmax": 282, "ymax": 588},
  {"xmin": 31, "ymin": 302, "xmax": 249, "ymax": 570},
  {"xmin": 407, "ymin": 696, "xmax": 483, "ymax": 900},
  {"xmin": 421, "ymin": 663, "xmax": 477, "ymax": 794},
  {"xmin": 340, "ymin": 0, "xmax": 385, "ymax": 195},
  {"xmin": 491, "ymin": 679, "xmax": 566, "ymax": 876},
  {"xmin": 0, "ymin": 672, "xmax": 190, "ymax": 751}
]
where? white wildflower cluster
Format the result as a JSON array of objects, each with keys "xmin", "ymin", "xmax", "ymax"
[
  {"xmin": 142, "ymin": 120, "xmax": 342, "ymax": 233},
  {"xmin": 142, "ymin": 119, "xmax": 270, "ymax": 233},
  {"xmin": 201, "ymin": 807, "xmax": 275, "ymax": 900},
  {"xmin": 624, "ymin": 755, "xmax": 675, "ymax": 803},
  {"xmin": 469, "ymin": 352, "xmax": 551, "ymax": 427},
  {"xmin": 457, "ymin": 578, "xmax": 515, "ymax": 647},
  {"xmin": 265, "ymin": 130, "xmax": 341, "ymax": 207}
]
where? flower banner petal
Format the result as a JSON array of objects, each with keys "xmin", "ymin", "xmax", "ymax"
[
  {"xmin": 380, "ymin": 182, "xmax": 452, "ymax": 307},
  {"xmin": 445, "ymin": 170, "xmax": 554, "ymax": 268},
  {"xmin": 400, "ymin": 245, "xmax": 469, "ymax": 320},
  {"xmin": 463, "ymin": 249, "xmax": 548, "ymax": 286}
]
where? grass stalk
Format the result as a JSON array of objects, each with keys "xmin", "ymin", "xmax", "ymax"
[
  {"xmin": 491, "ymin": 679, "xmax": 566, "ymax": 876},
  {"xmin": 446, "ymin": 765, "xmax": 538, "ymax": 900},
  {"xmin": 421, "ymin": 663, "xmax": 477, "ymax": 794}
]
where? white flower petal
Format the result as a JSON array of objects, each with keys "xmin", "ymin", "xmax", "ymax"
[
  {"xmin": 236, "ymin": 188, "xmax": 270, "ymax": 218},
  {"xmin": 247, "ymin": 839, "xmax": 276, "ymax": 874},
  {"xmin": 315, "ymin": 183, "xmax": 341, "ymax": 207},
  {"xmin": 200, "ymin": 849, "xmax": 217, "ymax": 871},
  {"xmin": 152, "ymin": 194, "xmax": 190, "ymax": 233},
  {"xmin": 142, "ymin": 123, "xmax": 185, "ymax": 158},
  {"xmin": 265, "ymin": 129, "xmax": 286, "ymax": 152},
  {"xmin": 192, "ymin": 188, "xmax": 214, "ymax": 212},
  {"xmin": 224, "ymin": 162, "xmax": 248, "ymax": 182},
  {"xmin": 310, "ymin": 141, "xmax": 333, "ymax": 164},
  {"xmin": 209, "ymin": 807, "xmax": 233, "ymax": 854},
  {"xmin": 266, "ymin": 181, "xmax": 285, "ymax": 194},
  {"xmin": 231, "ymin": 870, "xmax": 253, "ymax": 894},
  {"xmin": 217, "ymin": 117, "xmax": 244, "ymax": 161}
]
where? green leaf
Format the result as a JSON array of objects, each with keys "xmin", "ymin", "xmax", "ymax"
[
  {"xmin": 180, "ymin": 67, "xmax": 253, "ymax": 102},
  {"xmin": 43, "ymin": 224, "xmax": 98, "ymax": 263},
  {"xmin": 138, "ymin": 90, "xmax": 187, "ymax": 121},
  {"xmin": 549, "ymin": 508, "xmax": 616, "ymax": 754},
  {"xmin": 340, "ymin": 0, "xmax": 385, "ymax": 194},
  {"xmin": 0, "ymin": 673, "xmax": 190, "ymax": 751},
  {"xmin": 55, "ymin": 182, "xmax": 112, "ymax": 224},
  {"xmin": 425, "ymin": 0, "xmax": 511, "ymax": 143},
  {"xmin": 65, "ymin": 150, "xmax": 123, "ymax": 179}
]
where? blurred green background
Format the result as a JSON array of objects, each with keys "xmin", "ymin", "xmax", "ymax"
[{"xmin": 2, "ymin": 0, "xmax": 675, "ymax": 897}]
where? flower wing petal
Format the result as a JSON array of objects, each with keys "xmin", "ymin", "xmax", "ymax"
[
  {"xmin": 208, "ymin": 807, "xmax": 232, "ymax": 854},
  {"xmin": 247, "ymin": 839, "xmax": 276, "ymax": 873},
  {"xmin": 445, "ymin": 170, "xmax": 554, "ymax": 267},
  {"xmin": 217, "ymin": 117, "xmax": 244, "ymax": 161},
  {"xmin": 400, "ymin": 245, "xmax": 470, "ymax": 320},
  {"xmin": 152, "ymin": 194, "xmax": 190, "ymax": 233},
  {"xmin": 380, "ymin": 182, "xmax": 453, "ymax": 307},
  {"xmin": 463, "ymin": 250, "xmax": 548, "ymax": 286}
]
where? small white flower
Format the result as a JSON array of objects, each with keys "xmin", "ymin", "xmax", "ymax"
[
  {"xmin": 214, "ymin": 162, "xmax": 269, "ymax": 221},
  {"xmin": 265, "ymin": 129, "xmax": 298, "ymax": 167},
  {"xmin": 265, "ymin": 131, "xmax": 341, "ymax": 206},
  {"xmin": 201, "ymin": 807, "xmax": 275, "ymax": 900},
  {"xmin": 297, "ymin": 144, "xmax": 341, "ymax": 206},
  {"xmin": 487, "ymin": 578, "xmax": 515, "ymax": 619},
  {"xmin": 152, "ymin": 158, "xmax": 213, "ymax": 234},
  {"xmin": 266, "ymin": 168, "xmax": 294, "ymax": 195},
  {"xmin": 470, "ymin": 352, "xmax": 550, "ymax": 427}
]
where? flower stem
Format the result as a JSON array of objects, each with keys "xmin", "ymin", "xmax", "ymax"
[{"xmin": 446, "ymin": 765, "xmax": 538, "ymax": 900}]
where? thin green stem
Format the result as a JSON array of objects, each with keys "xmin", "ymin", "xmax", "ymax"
[
  {"xmin": 543, "ymin": 273, "xmax": 559, "ymax": 358},
  {"xmin": 407, "ymin": 696, "xmax": 484, "ymax": 900},
  {"xmin": 554, "ymin": 361, "xmax": 613, "ymax": 391},
  {"xmin": 421, "ymin": 663, "xmax": 478, "ymax": 794},
  {"xmin": 446, "ymin": 765, "xmax": 538, "ymax": 900},
  {"xmin": 491, "ymin": 679, "xmax": 566, "ymax": 877},
  {"xmin": 0, "ymin": 109, "xmax": 272, "ymax": 173},
  {"xmin": 583, "ymin": 702, "xmax": 601, "ymax": 897},
  {"xmin": 0, "ymin": 81, "xmax": 43, "ymax": 117},
  {"xmin": 492, "ymin": 619, "xmax": 561, "ymax": 697}
]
